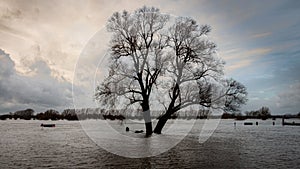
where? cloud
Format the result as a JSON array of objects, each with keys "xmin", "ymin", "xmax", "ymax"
[
  {"xmin": 1, "ymin": 0, "xmax": 300, "ymax": 116},
  {"xmin": 0, "ymin": 49, "xmax": 15, "ymax": 77},
  {"xmin": 275, "ymin": 83, "xmax": 300, "ymax": 113},
  {"xmin": 0, "ymin": 7, "xmax": 22, "ymax": 20},
  {"xmin": 224, "ymin": 47, "xmax": 272, "ymax": 61},
  {"xmin": 251, "ymin": 32, "xmax": 272, "ymax": 39},
  {"xmin": 0, "ymin": 49, "xmax": 73, "ymax": 114},
  {"xmin": 224, "ymin": 47, "xmax": 272, "ymax": 72},
  {"xmin": 226, "ymin": 59, "xmax": 252, "ymax": 72}
]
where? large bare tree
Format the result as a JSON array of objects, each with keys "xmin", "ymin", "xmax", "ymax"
[
  {"xmin": 95, "ymin": 7, "xmax": 169, "ymax": 136},
  {"xmin": 95, "ymin": 7, "xmax": 247, "ymax": 136},
  {"xmin": 153, "ymin": 17, "xmax": 247, "ymax": 133}
]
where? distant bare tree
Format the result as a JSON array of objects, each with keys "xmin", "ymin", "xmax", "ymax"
[
  {"xmin": 245, "ymin": 106, "xmax": 271, "ymax": 119},
  {"xmin": 14, "ymin": 108, "xmax": 34, "ymax": 120},
  {"xmin": 223, "ymin": 79, "xmax": 248, "ymax": 112}
]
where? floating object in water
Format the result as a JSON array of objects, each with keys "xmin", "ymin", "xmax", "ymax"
[
  {"xmin": 273, "ymin": 122, "xmax": 275, "ymax": 125},
  {"xmin": 256, "ymin": 122, "xmax": 258, "ymax": 125},
  {"xmin": 282, "ymin": 118, "xmax": 300, "ymax": 126},
  {"xmin": 134, "ymin": 130, "xmax": 144, "ymax": 133},
  {"xmin": 244, "ymin": 122, "xmax": 253, "ymax": 125},
  {"xmin": 41, "ymin": 123, "xmax": 55, "ymax": 127},
  {"xmin": 282, "ymin": 122, "xmax": 300, "ymax": 126},
  {"xmin": 126, "ymin": 127, "xmax": 129, "ymax": 132}
]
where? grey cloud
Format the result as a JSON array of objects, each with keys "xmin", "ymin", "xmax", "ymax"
[
  {"xmin": 0, "ymin": 49, "xmax": 15, "ymax": 77},
  {"xmin": 276, "ymin": 83, "xmax": 300, "ymax": 114},
  {"xmin": 0, "ymin": 49, "xmax": 73, "ymax": 114},
  {"xmin": 29, "ymin": 59, "xmax": 52, "ymax": 76}
]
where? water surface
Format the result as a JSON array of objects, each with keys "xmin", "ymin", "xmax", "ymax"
[{"xmin": 0, "ymin": 119, "xmax": 299, "ymax": 168}]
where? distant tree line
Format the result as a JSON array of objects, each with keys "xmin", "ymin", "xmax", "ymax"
[
  {"xmin": 0, "ymin": 108, "xmax": 126, "ymax": 121},
  {"xmin": 0, "ymin": 107, "xmax": 299, "ymax": 121},
  {"xmin": 222, "ymin": 106, "xmax": 271, "ymax": 120},
  {"xmin": 244, "ymin": 106, "xmax": 271, "ymax": 119},
  {"xmin": 0, "ymin": 108, "xmax": 210, "ymax": 121},
  {"xmin": 222, "ymin": 107, "xmax": 300, "ymax": 120}
]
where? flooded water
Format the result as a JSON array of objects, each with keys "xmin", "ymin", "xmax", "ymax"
[{"xmin": 0, "ymin": 119, "xmax": 299, "ymax": 168}]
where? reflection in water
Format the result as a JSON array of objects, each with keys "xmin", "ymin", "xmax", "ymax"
[{"xmin": 80, "ymin": 119, "xmax": 196, "ymax": 158}]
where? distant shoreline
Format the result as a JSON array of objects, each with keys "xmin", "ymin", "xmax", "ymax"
[{"xmin": 1, "ymin": 108, "xmax": 299, "ymax": 121}]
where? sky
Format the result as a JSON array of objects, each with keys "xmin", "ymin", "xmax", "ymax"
[{"xmin": 0, "ymin": 0, "xmax": 299, "ymax": 115}]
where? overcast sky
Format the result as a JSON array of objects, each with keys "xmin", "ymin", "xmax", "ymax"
[{"xmin": 0, "ymin": 0, "xmax": 299, "ymax": 115}]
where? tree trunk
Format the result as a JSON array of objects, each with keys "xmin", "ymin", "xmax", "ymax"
[
  {"xmin": 141, "ymin": 102, "xmax": 152, "ymax": 137},
  {"xmin": 154, "ymin": 83, "xmax": 179, "ymax": 134},
  {"xmin": 145, "ymin": 122, "xmax": 152, "ymax": 136},
  {"xmin": 153, "ymin": 112, "xmax": 171, "ymax": 134},
  {"xmin": 143, "ymin": 110, "xmax": 152, "ymax": 137}
]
